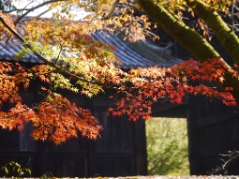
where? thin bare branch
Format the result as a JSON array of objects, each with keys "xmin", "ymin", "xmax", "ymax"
[
  {"xmin": 14, "ymin": 0, "xmax": 67, "ymax": 25},
  {"xmin": 54, "ymin": 45, "xmax": 63, "ymax": 64},
  {"xmin": 35, "ymin": 9, "xmax": 52, "ymax": 18},
  {"xmin": 232, "ymin": 0, "xmax": 235, "ymax": 31},
  {"xmin": 102, "ymin": 0, "xmax": 120, "ymax": 20}
]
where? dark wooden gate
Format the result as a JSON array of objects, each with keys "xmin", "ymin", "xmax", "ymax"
[{"xmin": 187, "ymin": 94, "xmax": 239, "ymax": 175}]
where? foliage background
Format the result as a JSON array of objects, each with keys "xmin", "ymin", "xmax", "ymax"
[{"xmin": 146, "ymin": 118, "xmax": 189, "ymax": 176}]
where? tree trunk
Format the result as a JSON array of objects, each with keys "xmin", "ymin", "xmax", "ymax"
[
  {"xmin": 137, "ymin": 0, "xmax": 239, "ymax": 103},
  {"xmin": 185, "ymin": 0, "xmax": 239, "ymax": 65}
]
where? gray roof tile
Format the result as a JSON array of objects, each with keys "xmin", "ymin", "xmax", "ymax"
[{"xmin": 0, "ymin": 30, "xmax": 183, "ymax": 68}]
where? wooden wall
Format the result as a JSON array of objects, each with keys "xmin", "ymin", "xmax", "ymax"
[
  {"xmin": 0, "ymin": 86, "xmax": 147, "ymax": 177},
  {"xmin": 186, "ymin": 94, "xmax": 239, "ymax": 175}
]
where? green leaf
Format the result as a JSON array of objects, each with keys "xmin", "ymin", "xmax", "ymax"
[
  {"xmin": 2, "ymin": 166, "xmax": 9, "ymax": 174},
  {"xmin": 25, "ymin": 168, "xmax": 31, "ymax": 175},
  {"xmin": 14, "ymin": 48, "xmax": 28, "ymax": 59}
]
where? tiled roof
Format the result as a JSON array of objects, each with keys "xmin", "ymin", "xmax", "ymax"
[
  {"xmin": 0, "ymin": 30, "xmax": 183, "ymax": 69},
  {"xmin": 0, "ymin": 40, "xmax": 38, "ymax": 63}
]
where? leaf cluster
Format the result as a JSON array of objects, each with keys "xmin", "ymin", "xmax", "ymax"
[
  {"xmin": 1, "ymin": 161, "xmax": 31, "ymax": 178},
  {"xmin": 0, "ymin": 55, "xmax": 238, "ymax": 144},
  {"xmin": 0, "ymin": 0, "xmax": 238, "ymax": 144}
]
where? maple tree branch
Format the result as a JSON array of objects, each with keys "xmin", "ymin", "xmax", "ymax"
[
  {"xmin": 0, "ymin": 15, "xmax": 128, "ymax": 91},
  {"xmin": 54, "ymin": 45, "xmax": 63, "ymax": 64},
  {"xmin": 0, "ymin": 16, "xmax": 94, "ymax": 81},
  {"xmin": 221, "ymin": 151, "xmax": 239, "ymax": 172},
  {"xmin": 231, "ymin": 0, "xmax": 235, "ymax": 32},
  {"xmin": 137, "ymin": 0, "xmax": 220, "ymax": 60},
  {"xmin": 2, "ymin": 8, "xmax": 31, "ymax": 13},
  {"xmin": 37, "ymin": 74, "xmax": 55, "ymax": 107},
  {"xmin": 35, "ymin": 9, "xmax": 52, "ymax": 19},
  {"xmin": 14, "ymin": 0, "xmax": 67, "ymax": 25},
  {"xmin": 102, "ymin": 0, "xmax": 120, "ymax": 20},
  {"xmin": 185, "ymin": 0, "xmax": 239, "ymax": 65},
  {"xmin": 137, "ymin": 0, "xmax": 239, "ymax": 104},
  {"xmin": 209, "ymin": 150, "xmax": 239, "ymax": 174}
]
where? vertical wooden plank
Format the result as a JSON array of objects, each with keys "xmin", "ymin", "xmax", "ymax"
[
  {"xmin": 134, "ymin": 119, "xmax": 148, "ymax": 175},
  {"xmin": 186, "ymin": 95, "xmax": 203, "ymax": 175},
  {"xmin": 35, "ymin": 81, "xmax": 48, "ymax": 176},
  {"xmin": 36, "ymin": 141, "xmax": 47, "ymax": 176},
  {"xmin": 85, "ymin": 96, "xmax": 96, "ymax": 177}
]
